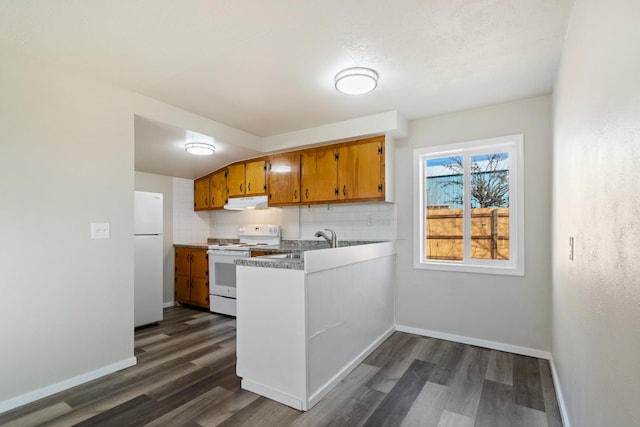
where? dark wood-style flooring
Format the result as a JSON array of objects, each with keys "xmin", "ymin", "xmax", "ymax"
[{"xmin": 0, "ymin": 307, "xmax": 563, "ymax": 426}]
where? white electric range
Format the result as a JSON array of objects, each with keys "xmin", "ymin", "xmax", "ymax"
[{"xmin": 207, "ymin": 224, "xmax": 281, "ymax": 316}]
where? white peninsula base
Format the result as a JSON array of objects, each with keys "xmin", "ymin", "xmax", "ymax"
[{"xmin": 236, "ymin": 241, "xmax": 395, "ymax": 411}]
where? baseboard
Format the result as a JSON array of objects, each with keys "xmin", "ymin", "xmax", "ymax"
[
  {"xmin": 549, "ymin": 357, "xmax": 571, "ymax": 427},
  {"xmin": 241, "ymin": 379, "xmax": 304, "ymax": 411},
  {"xmin": 163, "ymin": 301, "xmax": 175, "ymax": 308},
  {"xmin": 395, "ymin": 324, "xmax": 552, "ymax": 360},
  {"xmin": 307, "ymin": 326, "xmax": 396, "ymax": 409},
  {"xmin": 0, "ymin": 356, "xmax": 137, "ymax": 415}
]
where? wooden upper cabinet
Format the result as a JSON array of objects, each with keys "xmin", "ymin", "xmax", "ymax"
[
  {"xmin": 209, "ymin": 169, "xmax": 227, "ymax": 209},
  {"xmin": 301, "ymin": 148, "xmax": 338, "ymax": 203},
  {"xmin": 226, "ymin": 163, "xmax": 245, "ymax": 198},
  {"xmin": 193, "ymin": 135, "xmax": 390, "ymax": 210},
  {"xmin": 338, "ymin": 137, "xmax": 385, "ymax": 201},
  {"xmin": 268, "ymin": 154, "xmax": 301, "ymax": 205},
  {"xmin": 194, "ymin": 176, "xmax": 210, "ymax": 210},
  {"xmin": 227, "ymin": 160, "xmax": 266, "ymax": 198},
  {"xmin": 245, "ymin": 160, "xmax": 266, "ymax": 196}
]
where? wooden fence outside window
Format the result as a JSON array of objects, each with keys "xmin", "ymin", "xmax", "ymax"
[{"xmin": 426, "ymin": 207, "xmax": 510, "ymax": 261}]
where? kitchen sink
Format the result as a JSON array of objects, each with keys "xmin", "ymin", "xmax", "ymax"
[{"xmin": 260, "ymin": 252, "xmax": 302, "ymax": 260}]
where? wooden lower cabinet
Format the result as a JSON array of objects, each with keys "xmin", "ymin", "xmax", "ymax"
[{"xmin": 174, "ymin": 247, "xmax": 209, "ymax": 308}]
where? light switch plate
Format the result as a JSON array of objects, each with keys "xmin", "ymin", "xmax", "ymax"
[
  {"xmin": 569, "ymin": 236, "xmax": 574, "ymax": 261},
  {"xmin": 91, "ymin": 222, "xmax": 110, "ymax": 239}
]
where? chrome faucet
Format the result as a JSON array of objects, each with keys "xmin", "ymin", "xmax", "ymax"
[{"xmin": 315, "ymin": 228, "xmax": 338, "ymax": 248}]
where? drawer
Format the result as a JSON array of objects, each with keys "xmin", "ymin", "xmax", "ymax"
[
  {"xmin": 212, "ymin": 284, "xmax": 236, "ymax": 298},
  {"xmin": 210, "ymin": 295, "xmax": 236, "ymax": 316}
]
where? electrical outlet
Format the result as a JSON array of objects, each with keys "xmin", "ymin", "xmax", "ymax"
[
  {"xmin": 569, "ymin": 237, "xmax": 574, "ymax": 261},
  {"xmin": 91, "ymin": 222, "xmax": 110, "ymax": 239},
  {"xmin": 367, "ymin": 215, "xmax": 374, "ymax": 226}
]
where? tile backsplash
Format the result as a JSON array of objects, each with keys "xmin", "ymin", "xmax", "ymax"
[
  {"xmin": 209, "ymin": 202, "xmax": 396, "ymax": 241},
  {"xmin": 173, "ymin": 177, "xmax": 209, "ymax": 243},
  {"xmin": 209, "ymin": 207, "xmax": 299, "ymax": 239},
  {"xmin": 172, "ymin": 178, "xmax": 397, "ymax": 242},
  {"xmin": 298, "ymin": 202, "xmax": 397, "ymax": 241}
]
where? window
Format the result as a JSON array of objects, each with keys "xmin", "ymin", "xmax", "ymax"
[{"xmin": 413, "ymin": 134, "xmax": 524, "ymax": 275}]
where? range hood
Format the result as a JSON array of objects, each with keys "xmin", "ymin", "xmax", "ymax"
[{"xmin": 224, "ymin": 195, "xmax": 269, "ymax": 210}]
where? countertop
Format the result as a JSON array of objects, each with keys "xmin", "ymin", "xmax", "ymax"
[
  {"xmin": 174, "ymin": 240, "xmax": 387, "ymax": 270},
  {"xmin": 237, "ymin": 240, "xmax": 386, "ymax": 270},
  {"xmin": 173, "ymin": 238, "xmax": 388, "ymax": 270},
  {"xmin": 173, "ymin": 238, "xmax": 240, "ymax": 249}
]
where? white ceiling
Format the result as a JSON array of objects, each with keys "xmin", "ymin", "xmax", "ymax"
[{"xmin": 0, "ymin": 0, "xmax": 574, "ymax": 179}]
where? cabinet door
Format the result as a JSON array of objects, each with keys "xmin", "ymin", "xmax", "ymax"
[
  {"xmin": 338, "ymin": 138, "xmax": 385, "ymax": 201},
  {"xmin": 190, "ymin": 249, "xmax": 209, "ymax": 279},
  {"xmin": 268, "ymin": 154, "xmax": 301, "ymax": 205},
  {"xmin": 226, "ymin": 164, "xmax": 245, "ymax": 197},
  {"xmin": 210, "ymin": 169, "xmax": 227, "ymax": 209},
  {"xmin": 245, "ymin": 160, "xmax": 266, "ymax": 196},
  {"xmin": 174, "ymin": 275, "xmax": 192, "ymax": 304},
  {"xmin": 194, "ymin": 176, "xmax": 210, "ymax": 210},
  {"xmin": 174, "ymin": 247, "xmax": 191, "ymax": 276},
  {"xmin": 190, "ymin": 277, "xmax": 210, "ymax": 308},
  {"xmin": 301, "ymin": 149, "xmax": 338, "ymax": 202}
]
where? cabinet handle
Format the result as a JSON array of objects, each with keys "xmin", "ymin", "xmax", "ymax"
[
  {"xmin": 248, "ymin": 182, "xmax": 251, "ymax": 192},
  {"xmin": 294, "ymin": 189, "xmax": 297, "ymax": 200},
  {"xmin": 240, "ymin": 183, "xmax": 243, "ymax": 193},
  {"xmin": 343, "ymin": 185, "xmax": 346, "ymax": 196},
  {"xmin": 305, "ymin": 188, "xmax": 309, "ymax": 199}
]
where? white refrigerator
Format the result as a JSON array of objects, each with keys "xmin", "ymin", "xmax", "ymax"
[{"xmin": 134, "ymin": 191, "xmax": 164, "ymax": 327}]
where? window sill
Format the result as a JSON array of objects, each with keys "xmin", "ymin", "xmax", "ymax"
[{"xmin": 413, "ymin": 260, "xmax": 524, "ymax": 276}]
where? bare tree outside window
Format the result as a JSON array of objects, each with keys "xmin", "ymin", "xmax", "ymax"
[{"xmin": 442, "ymin": 153, "xmax": 509, "ymax": 208}]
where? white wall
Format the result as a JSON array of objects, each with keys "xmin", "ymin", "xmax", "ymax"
[
  {"xmin": 395, "ymin": 95, "xmax": 553, "ymax": 353},
  {"xmin": 0, "ymin": 48, "xmax": 135, "ymax": 409},
  {"xmin": 552, "ymin": 0, "xmax": 640, "ymax": 425},
  {"xmin": 134, "ymin": 171, "xmax": 175, "ymax": 305}
]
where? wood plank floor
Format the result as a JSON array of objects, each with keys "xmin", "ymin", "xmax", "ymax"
[{"xmin": 0, "ymin": 307, "xmax": 563, "ymax": 427}]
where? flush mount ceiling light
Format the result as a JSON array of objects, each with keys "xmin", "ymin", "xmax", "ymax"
[
  {"xmin": 185, "ymin": 141, "xmax": 215, "ymax": 156},
  {"xmin": 334, "ymin": 67, "xmax": 378, "ymax": 95}
]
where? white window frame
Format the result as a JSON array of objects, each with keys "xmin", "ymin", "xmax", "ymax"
[{"xmin": 413, "ymin": 134, "xmax": 525, "ymax": 276}]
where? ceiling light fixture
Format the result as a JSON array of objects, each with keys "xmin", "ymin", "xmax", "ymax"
[
  {"xmin": 185, "ymin": 141, "xmax": 215, "ymax": 156},
  {"xmin": 334, "ymin": 67, "xmax": 379, "ymax": 95}
]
